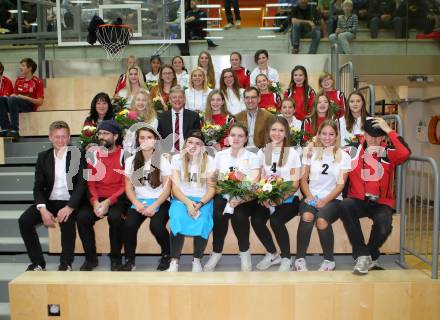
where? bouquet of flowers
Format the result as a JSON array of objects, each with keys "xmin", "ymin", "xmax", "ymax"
[
  {"xmin": 289, "ymin": 126, "xmax": 310, "ymax": 147},
  {"xmin": 344, "ymin": 134, "xmax": 359, "ymax": 145},
  {"xmin": 112, "ymin": 97, "xmax": 127, "ymax": 114},
  {"xmin": 198, "ymin": 111, "xmax": 205, "ymax": 123},
  {"xmin": 152, "ymin": 95, "xmax": 170, "ymax": 112},
  {"xmin": 266, "ymin": 106, "xmax": 278, "ymax": 115},
  {"xmin": 79, "ymin": 125, "xmax": 98, "ymax": 148},
  {"xmin": 201, "ymin": 123, "xmax": 225, "ymax": 146},
  {"xmin": 114, "ymin": 109, "xmax": 142, "ymax": 131},
  {"xmin": 329, "ymin": 100, "xmax": 340, "ymax": 116},
  {"xmin": 217, "ymin": 170, "xmax": 254, "ymax": 214},
  {"xmin": 268, "ymin": 81, "xmax": 282, "ymax": 96},
  {"xmin": 254, "ymin": 175, "xmax": 293, "ymax": 214},
  {"xmin": 146, "ymin": 80, "xmax": 158, "ymax": 91}
]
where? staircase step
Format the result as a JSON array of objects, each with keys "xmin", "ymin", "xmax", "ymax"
[
  {"xmin": 0, "ymin": 237, "xmax": 48, "ymax": 252},
  {"xmin": 0, "ymin": 167, "xmax": 34, "ymax": 202},
  {"xmin": 0, "ymin": 303, "xmax": 10, "ymax": 320}
]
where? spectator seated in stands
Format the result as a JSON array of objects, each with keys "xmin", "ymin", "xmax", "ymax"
[
  {"xmin": 368, "ymin": 0, "xmax": 402, "ymax": 39},
  {"xmin": 0, "ymin": 62, "xmax": 13, "ymax": 97},
  {"xmin": 396, "ymin": 0, "xmax": 436, "ymax": 37},
  {"xmin": 83, "ymin": 92, "xmax": 114, "ymax": 127},
  {"xmin": 289, "ymin": 0, "xmax": 322, "ymax": 54},
  {"xmin": 329, "ymin": 0, "xmax": 358, "ymax": 54},
  {"xmin": 0, "ymin": 58, "xmax": 44, "ymax": 141},
  {"xmin": 352, "ymin": 0, "xmax": 369, "ymax": 20}
]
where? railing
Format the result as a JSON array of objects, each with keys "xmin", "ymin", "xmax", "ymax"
[
  {"xmin": 338, "ymin": 61, "xmax": 354, "ymax": 96},
  {"xmin": 398, "ymin": 156, "xmax": 440, "ymax": 279},
  {"xmin": 357, "ymin": 84, "xmax": 376, "ymax": 116},
  {"xmin": 331, "ymin": 44, "xmax": 339, "ymax": 86}
]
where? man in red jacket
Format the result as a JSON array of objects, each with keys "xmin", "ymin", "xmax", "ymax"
[{"xmin": 340, "ymin": 117, "xmax": 411, "ymax": 275}]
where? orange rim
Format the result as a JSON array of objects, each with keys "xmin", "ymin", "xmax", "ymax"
[{"xmin": 97, "ymin": 24, "xmax": 133, "ymax": 33}]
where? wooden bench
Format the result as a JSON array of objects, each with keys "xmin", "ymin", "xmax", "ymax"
[{"xmin": 49, "ymin": 214, "xmax": 400, "ymax": 254}]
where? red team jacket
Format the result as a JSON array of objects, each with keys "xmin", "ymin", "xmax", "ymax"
[
  {"xmin": 14, "ymin": 75, "xmax": 44, "ymax": 111},
  {"xmin": 0, "ymin": 75, "xmax": 13, "ymax": 97},
  {"xmin": 233, "ymin": 67, "xmax": 250, "ymax": 89},
  {"xmin": 345, "ymin": 131, "xmax": 411, "ymax": 209},
  {"xmin": 324, "ymin": 89, "xmax": 346, "ymax": 118},
  {"xmin": 284, "ymin": 86, "xmax": 316, "ymax": 121},
  {"xmin": 259, "ymin": 91, "xmax": 281, "ymax": 111}
]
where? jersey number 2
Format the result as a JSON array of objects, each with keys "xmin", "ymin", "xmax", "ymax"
[{"xmin": 321, "ymin": 164, "xmax": 329, "ymax": 175}]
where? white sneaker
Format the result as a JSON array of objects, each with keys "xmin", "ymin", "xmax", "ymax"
[
  {"xmin": 256, "ymin": 253, "xmax": 281, "ymax": 270},
  {"xmin": 235, "ymin": 20, "xmax": 241, "ymax": 28},
  {"xmin": 294, "ymin": 258, "xmax": 308, "ymax": 271},
  {"xmin": 203, "ymin": 252, "xmax": 222, "ymax": 272},
  {"xmin": 224, "ymin": 23, "xmax": 233, "ymax": 29},
  {"xmin": 192, "ymin": 258, "xmax": 203, "ymax": 272},
  {"xmin": 369, "ymin": 259, "xmax": 384, "ymax": 270},
  {"xmin": 353, "ymin": 255, "xmax": 372, "ymax": 275},
  {"xmin": 318, "ymin": 259, "xmax": 336, "ymax": 271},
  {"xmin": 278, "ymin": 258, "xmax": 292, "ymax": 271},
  {"xmin": 239, "ymin": 251, "xmax": 252, "ymax": 271},
  {"xmin": 167, "ymin": 259, "xmax": 179, "ymax": 272}
]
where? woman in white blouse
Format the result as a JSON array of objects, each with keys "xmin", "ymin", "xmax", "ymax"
[
  {"xmin": 171, "ymin": 56, "xmax": 189, "ymax": 89},
  {"xmin": 122, "ymin": 126, "xmax": 171, "ymax": 271},
  {"xmin": 339, "ymin": 91, "xmax": 370, "ymax": 146},
  {"xmin": 185, "ymin": 67, "xmax": 212, "ymax": 112},
  {"xmin": 250, "ymin": 49, "xmax": 279, "ymax": 86},
  {"xmin": 219, "ymin": 68, "xmax": 245, "ymax": 115},
  {"xmin": 168, "ymin": 130, "xmax": 216, "ymax": 272}
]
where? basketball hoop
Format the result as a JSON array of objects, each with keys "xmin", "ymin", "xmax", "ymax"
[{"xmin": 96, "ymin": 24, "xmax": 133, "ymax": 61}]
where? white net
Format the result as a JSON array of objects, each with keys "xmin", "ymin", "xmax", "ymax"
[{"xmin": 96, "ymin": 25, "xmax": 132, "ymax": 61}]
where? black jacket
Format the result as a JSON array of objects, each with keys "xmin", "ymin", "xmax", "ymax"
[
  {"xmin": 157, "ymin": 109, "xmax": 201, "ymax": 142},
  {"xmin": 33, "ymin": 147, "xmax": 86, "ymax": 210}
]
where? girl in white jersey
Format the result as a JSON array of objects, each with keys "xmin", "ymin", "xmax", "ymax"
[
  {"xmin": 339, "ymin": 91, "xmax": 370, "ymax": 146},
  {"xmin": 295, "ymin": 119, "xmax": 351, "ymax": 272},
  {"xmin": 203, "ymin": 124, "xmax": 260, "ymax": 271},
  {"xmin": 253, "ymin": 117, "xmax": 301, "ymax": 271}
]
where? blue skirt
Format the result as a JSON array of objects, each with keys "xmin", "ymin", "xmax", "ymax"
[
  {"xmin": 169, "ymin": 196, "xmax": 214, "ymax": 239},
  {"xmin": 130, "ymin": 198, "xmax": 159, "ymax": 212}
]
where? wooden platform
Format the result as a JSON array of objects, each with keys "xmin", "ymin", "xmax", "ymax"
[
  {"xmin": 49, "ymin": 214, "xmax": 400, "ymax": 254},
  {"xmin": 9, "ymin": 270, "xmax": 440, "ymax": 320}
]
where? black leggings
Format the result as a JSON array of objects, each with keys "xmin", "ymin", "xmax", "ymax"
[
  {"xmin": 253, "ymin": 198, "xmax": 300, "ymax": 258},
  {"xmin": 170, "ymin": 233, "xmax": 208, "ymax": 259},
  {"xmin": 123, "ymin": 201, "xmax": 171, "ymax": 262},
  {"xmin": 296, "ymin": 199, "xmax": 341, "ymax": 261},
  {"xmin": 211, "ymin": 195, "xmax": 256, "ymax": 253}
]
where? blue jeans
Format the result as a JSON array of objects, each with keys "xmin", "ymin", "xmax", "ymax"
[
  {"xmin": 290, "ymin": 23, "xmax": 321, "ymax": 54},
  {"xmin": 224, "ymin": 0, "xmax": 241, "ymax": 24},
  {"xmin": 0, "ymin": 96, "xmax": 34, "ymax": 132}
]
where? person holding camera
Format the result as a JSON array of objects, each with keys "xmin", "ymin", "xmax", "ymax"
[{"xmin": 340, "ymin": 118, "xmax": 411, "ymax": 275}]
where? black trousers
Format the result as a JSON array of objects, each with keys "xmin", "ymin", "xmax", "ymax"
[
  {"xmin": 123, "ymin": 201, "xmax": 170, "ymax": 262},
  {"xmin": 76, "ymin": 197, "xmax": 127, "ymax": 262},
  {"xmin": 170, "ymin": 233, "xmax": 208, "ymax": 259},
  {"xmin": 253, "ymin": 198, "xmax": 300, "ymax": 259},
  {"xmin": 0, "ymin": 96, "xmax": 34, "ymax": 131},
  {"xmin": 18, "ymin": 200, "xmax": 76, "ymax": 266},
  {"xmin": 212, "ymin": 195, "xmax": 257, "ymax": 253},
  {"xmin": 340, "ymin": 197, "xmax": 394, "ymax": 260}
]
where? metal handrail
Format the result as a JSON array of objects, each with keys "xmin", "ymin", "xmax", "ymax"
[
  {"xmin": 331, "ymin": 44, "xmax": 339, "ymax": 87},
  {"xmin": 357, "ymin": 84, "xmax": 376, "ymax": 116},
  {"xmin": 398, "ymin": 156, "xmax": 440, "ymax": 279},
  {"xmin": 338, "ymin": 61, "xmax": 354, "ymax": 94}
]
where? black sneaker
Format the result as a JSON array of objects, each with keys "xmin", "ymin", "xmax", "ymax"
[
  {"xmin": 292, "ymin": 47, "xmax": 300, "ymax": 54},
  {"xmin": 120, "ymin": 260, "xmax": 136, "ymax": 271},
  {"xmin": 0, "ymin": 130, "xmax": 8, "ymax": 137},
  {"xmin": 110, "ymin": 259, "xmax": 122, "ymax": 271},
  {"xmin": 57, "ymin": 263, "xmax": 72, "ymax": 271},
  {"xmin": 80, "ymin": 260, "xmax": 98, "ymax": 271},
  {"xmin": 7, "ymin": 130, "xmax": 20, "ymax": 142},
  {"xmin": 26, "ymin": 263, "xmax": 46, "ymax": 271},
  {"xmin": 157, "ymin": 255, "xmax": 171, "ymax": 271}
]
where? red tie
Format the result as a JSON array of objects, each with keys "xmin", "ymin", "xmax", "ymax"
[{"xmin": 174, "ymin": 112, "xmax": 180, "ymax": 151}]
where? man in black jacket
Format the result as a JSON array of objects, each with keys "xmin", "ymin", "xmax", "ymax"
[
  {"xmin": 369, "ymin": 0, "xmax": 402, "ymax": 38},
  {"xmin": 18, "ymin": 121, "xmax": 86, "ymax": 271},
  {"xmin": 157, "ymin": 85, "xmax": 201, "ymax": 153}
]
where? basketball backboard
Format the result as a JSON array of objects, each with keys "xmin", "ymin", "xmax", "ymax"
[{"xmin": 56, "ymin": 0, "xmax": 184, "ymax": 46}]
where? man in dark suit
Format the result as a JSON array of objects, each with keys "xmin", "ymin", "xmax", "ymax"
[
  {"xmin": 18, "ymin": 121, "xmax": 85, "ymax": 271},
  {"xmin": 235, "ymin": 86, "xmax": 274, "ymax": 149},
  {"xmin": 157, "ymin": 85, "xmax": 201, "ymax": 152}
]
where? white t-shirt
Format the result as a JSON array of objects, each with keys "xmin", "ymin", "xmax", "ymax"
[
  {"xmin": 171, "ymin": 154, "xmax": 215, "ymax": 197},
  {"xmin": 214, "ymin": 148, "xmax": 260, "ymax": 178},
  {"xmin": 302, "ymin": 149, "xmax": 352, "ymax": 200},
  {"xmin": 176, "ymin": 71, "xmax": 189, "ymax": 88},
  {"xmin": 225, "ymin": 88, "xmax": 245, "ymax": 115},
  {"xmin": 145, "ymin": 72, "xmax": 159, "ymax": 82},
  {"xmin": 124, "ymin": 154, "xmax": 171, "ymax": 199},
  {"xmin": 123, "ymin": 118, "xmax": 159, "ymax": 156},
  {"xmin": 288, "ymin": 117, "xmax": 302, "ymax": 130},
  {"xmin": 250, "ymin": 66, "xmax": 279, "ymax": 86},
  {"xmin": 257, "ymin": 147, "xmax": 301, "ymax": 181},
  {"xmin": 339, "ymin": 116, "xmax": 372, "ymax": 146},
  {"xmin": 185, "ymin": 87, "xmax": 212, "ymax": 112}
]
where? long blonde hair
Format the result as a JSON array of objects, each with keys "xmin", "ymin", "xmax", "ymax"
[
  {"xmin": 198, "ymin": 51, "xmax": 216, "ymax": 89},
  {"xmin": 312, "ymin": 119, "xmax": 342, "ymax": 164},
  {"xmin": 189, "ymin": 67, "xmax": 209, "ymax": 91},
  {"xmin": 180, "ymin": 141, "xmax": 209, "ymax": 186},
  {"xmin": 129, "ymin": 89, "xmax": 157, "ymax": 123},
  {"xmin": 126, "ymin": 65, "xmax": 146, "ymax": 96}
]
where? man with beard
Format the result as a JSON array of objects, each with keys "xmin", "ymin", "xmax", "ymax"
[{"xmin": 77, "ymin": 120, "xmax": 127, "ymax": 271}]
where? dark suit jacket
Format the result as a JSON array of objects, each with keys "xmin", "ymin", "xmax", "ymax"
[
  {"xmin": 235, "ymin": 109, "xmax": 275, "ymax": 149},
  {"xmin": 157, "ymin": 108, "xmax": 201, "ymax": 142},
  {"xmin": 33, "ymin": 147, "xmax": 86, "ymax": 210}
]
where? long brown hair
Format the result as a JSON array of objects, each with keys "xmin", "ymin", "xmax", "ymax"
[
  {"xmin": 198, "ymin": 51, "xmax": 216, "ymax": 88},
  {"xmin": 289, "ymin": 65, "xmax": 312, "ymax": 108},
  {"xmin": 220, "ymin": 68, "xmax": 241, "ymax": 100},
  {"xmin": 204, "ymin": 89, "xmax": 230, "ymax": 123},
  {"xmin": 131, "ymin": 127, "xmax": 163, "ymax": 188},
  {"xmin": 264, "ymin": 116, "xmax": 291, "ymax": 168},
  {"xmin": 306, "ymin": 93, "xmax": 334, "ymax": 134},
  {"xmin": 345, "ymin": 91, "xmax": 367, "ymax": 132},
  {"xmin": 158, "ymin": 64, "xmax": 177, "ymax": 95}
]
